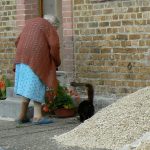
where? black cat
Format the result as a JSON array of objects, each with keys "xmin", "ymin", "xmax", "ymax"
[{"xmin": 70, "ymin": 82, "xmax": 95, "ymax": 122}]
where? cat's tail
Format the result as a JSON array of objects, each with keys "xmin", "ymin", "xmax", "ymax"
[{"xmin": 70, "ymin": 82, "xmax": 94, "ymax": 103}]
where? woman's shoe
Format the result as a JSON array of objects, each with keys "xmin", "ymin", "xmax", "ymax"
[
  {"xmin": 32, "ymin": 117, "xmax": 54, "ymax": 125},
  {"xmin": 15, "ymin": 118, "xmax": 30, "ymax": 124}
]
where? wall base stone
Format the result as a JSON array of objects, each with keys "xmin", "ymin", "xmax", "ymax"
[{"xmin": 94, "ymin": 95, "xmax": 117, "ymax": 112}]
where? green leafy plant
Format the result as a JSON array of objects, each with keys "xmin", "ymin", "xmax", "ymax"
[{"xmin": 45, "ymin": 83, "xmax": 75, "ymax": 111}]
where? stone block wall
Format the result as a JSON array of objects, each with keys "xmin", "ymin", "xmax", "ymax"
[
  {"xmin": 73, "ymin": 0, "xmax": 150, "ymax": 98},
  {"xmin": 0, "ymin": 0, "xmax": 17, "ymax": 80}
]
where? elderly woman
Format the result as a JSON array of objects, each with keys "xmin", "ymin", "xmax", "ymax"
[{"xmin": 14, "ymin": 15, "xmax": 61, "ymax": 124}]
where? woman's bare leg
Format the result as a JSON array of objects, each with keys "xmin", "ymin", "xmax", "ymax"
[
  {"xmin": 33, "ymin": 101, "xmax": 42, "ymax": 120},
  {"xmin": 19, "ymin": 97, "xmax": 30, "ymax": 120}
]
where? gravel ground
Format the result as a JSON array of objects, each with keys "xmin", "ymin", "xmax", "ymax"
[{"xmin": 54, "ymin": 87, "xmax": 150, "ymax": 150}]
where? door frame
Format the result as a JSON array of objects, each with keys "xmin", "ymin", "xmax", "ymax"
[{"xmin": 39, "ymin": 0, "xmax": 43, "ymax": 17}]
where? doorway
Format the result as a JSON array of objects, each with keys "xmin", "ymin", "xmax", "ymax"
[{"xmin": 39, "ymin": 0, "xmax": 63, "ymax": 70}]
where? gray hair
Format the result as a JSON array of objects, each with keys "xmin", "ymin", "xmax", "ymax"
[{"xmin": 44, "ymin": 15, "xmax": 60, "ymax": 28}]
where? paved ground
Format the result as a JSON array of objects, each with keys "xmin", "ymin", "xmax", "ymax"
[{"xmin": 0, "ymin": 117, "xmax": 110, "ymax": 150}]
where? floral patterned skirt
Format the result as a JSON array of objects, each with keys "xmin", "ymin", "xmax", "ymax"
[{"xmin": 14, "ymin": 63, "xmax": 46, "ymax": 103}]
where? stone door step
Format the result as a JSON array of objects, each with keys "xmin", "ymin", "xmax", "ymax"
[{"xmin": 0, "ymin": 97, "xmax": 33, "ymax": 120}]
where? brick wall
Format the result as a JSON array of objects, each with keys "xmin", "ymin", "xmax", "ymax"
[
  {"xmin": 16, "ymin": 0, "xmax": 39, "ymax": 32},
  {"xmin": 0, "ymin": 0, "xmax": 17, "ymax": 80},
  {"xmin": 73, "ymin": 0, "xmax": 150, "ymax": 97},
  {"xmin": 62, "ymin": 0, "xmax": 74, "ymax": 83},
  {"xmin": 0, "ymin": 0, "xmax": 40, "ymax": 81},
  {"xmin": 2, "ymin": 0, "xmax": 150, "ymax": 99}
]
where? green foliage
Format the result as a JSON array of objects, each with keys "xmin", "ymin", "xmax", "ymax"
[
  {"xmin": 49, "ymin": 83, "xmax": 75, "ymax": 110},
  {"xmin": 2, "ymin": 75, "xmax": 13, "ymax": 87}
]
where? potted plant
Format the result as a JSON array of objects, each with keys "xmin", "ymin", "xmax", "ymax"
[
  {"xmin": 0, "ymin": 75, "xmax": 12, "ymax": 100},
  {"xmin": 43, "ymin": 82, "xmax": 78, "ymax": 118}
]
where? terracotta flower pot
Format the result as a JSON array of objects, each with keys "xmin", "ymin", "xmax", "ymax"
[{"xmin": 54, "ymin": 108, "xmax": 76, "ymax": 118}]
